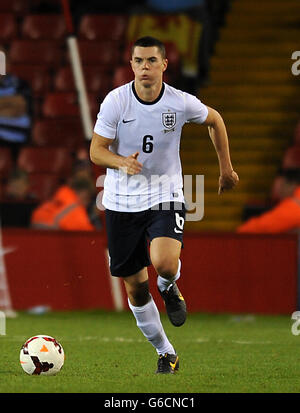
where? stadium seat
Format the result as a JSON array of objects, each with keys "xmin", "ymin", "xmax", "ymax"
[
  {"xmin": 78, "ymin": 41, "xmax": 120, "ymax": 67},
  {"xmin": 113, "ymin": 66, "xmax": 134, "ymax": 88},
  {"xmin": 0, "ymin": 0, "xmax": 29, "ymax": 15},
  {"xmin": 28, "ymin": 173, "xmax": 60, "ymax": 201},
  {"xmin": 42, "ymin": 92, "xmax": 80, "ymax": 118},
  {"xmin": 21, "ymin": 15, "xmax": 67, "ymax": 41},
  {"xmin": 32, "ymin": 118, "xmax": 84, "ymax": 149},
  {"xmin": 0, "ymin": 147, "xmax": 13, "ymax": 180},
  {"xmin": 0, "ymin": 14, "xmax": 18, "ymax": 42},
  {"xmin": 9, "ymin": 40, "xmax": 64, "ymax": 68},
  {"xmin": 85, "ymin": 67, "xmax": 111, "ymax": 96},
  {"xmin": 54, "ymin": 66, "xmax": 112, "ymax": 96},
  {"xmin": 42, "ymin": 92, "xmax": 99, "ymax": 119},
  {"xmin": 17, "ymin": 147, "xmax": 73, "ymax": 176},
  {"xmin": 9, "ymin": 64, "xmax": 51, "ymax": 97},
  {"xmin": 53, "ymin": 67, "xmax": 75, "ymax": 92},
  {"xmin": 79, "ymin": 15, "xmax": 127, "ymax": 42},
  {"xmin": 282, "ymin": 146, "xmax": 300, "ymax": 168}
]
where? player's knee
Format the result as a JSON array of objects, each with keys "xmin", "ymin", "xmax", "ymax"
[
  {"xmin": 127, "ymin": 280, "xmax": 150, "ymax": 307},
  {"xmin": 154, "ymin": 259, "xmax": 178, "ymax": 279}
]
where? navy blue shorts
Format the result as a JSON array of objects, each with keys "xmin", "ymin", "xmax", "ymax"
[{"xmin": 105, "ymin": 202, "xmax": 185, "ymax": 277}]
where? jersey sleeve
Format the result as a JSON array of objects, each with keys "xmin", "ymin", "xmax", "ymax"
[
  {"xmin": 93, "ymin": 91, "xmax": 120, "ymax": 139},
  {"xmin": 184, "ymin": 92, "xmax": 208, "ymax": 124}
]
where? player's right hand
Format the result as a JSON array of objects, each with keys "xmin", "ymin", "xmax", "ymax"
[
  {"xmin": 218, "ymin": 170, "xmax": 239, "ymax": 195},
  {"xmin": 120, "ymin": 152, "xmax": 143, "ymax": 175}
]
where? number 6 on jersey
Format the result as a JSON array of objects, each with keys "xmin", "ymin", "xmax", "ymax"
[{"xmin": 142, "ymin": 135, "xmax": 154, "ymax": 153}]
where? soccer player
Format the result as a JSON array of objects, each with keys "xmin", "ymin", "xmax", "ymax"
[{"xmin": 90, "ymin": 36, "xmax": 239, "ymax": 374}]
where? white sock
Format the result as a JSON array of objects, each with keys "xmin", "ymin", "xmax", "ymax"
[
  {"xmin": 128, "ymin": 295, "xmax": 175, "ymax": 355},
  {"xmin": 157, "ymin": 259, "xmax": 181, "ymax": 293}
]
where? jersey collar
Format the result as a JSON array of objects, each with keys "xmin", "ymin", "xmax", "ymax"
[{"xmin": 132, "ymin": 81, "xmax": 165, "ymax": 105}]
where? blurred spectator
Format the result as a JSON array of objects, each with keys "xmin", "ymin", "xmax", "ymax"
[
  {"xmin": 237, "ymin": 169, "xmax": 300, "ymax": 233},
  {"xmin": 4, "ymin": 168, "xmax": 36, "ymax": 202},
  {"xmin": 71, "ymin": 160, "xmax": 103, "ymax": 230},
  {"xmin": 72, "ymin": 158, "xmax": 93, "ymax": 180},
  {"xmin": 31, "ymin": 176, "xmax": 97, "ymax": 231},
  {"xmin": 72, "ymin": 147, "xmax": 94, "ymax": 180},
  {"xmin": 0, "ymin": 47, "xmax": 32, "ymax": 159},
  {"xmin": 0, "ymin": 169, "xmax": 38, "ymax": 228},
  {"xmin": 71, "ymin": 147, "xmax": 103, "ymax": 230},
  {"xmin": 87, "ymin": 201, "xmax": 103, "ymax": 230}
]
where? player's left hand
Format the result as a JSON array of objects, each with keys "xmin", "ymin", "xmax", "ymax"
[{"xmin": 218, "ymin": 170, "xmax": 239, "ymax": 195}]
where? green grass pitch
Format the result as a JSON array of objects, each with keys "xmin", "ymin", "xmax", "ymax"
[{"xmin": 1, "ymin": 310, "xmax": 300, "ymax": 393}]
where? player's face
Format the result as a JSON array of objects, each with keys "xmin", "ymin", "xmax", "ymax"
[{"xmin": 131, "ymin": 46, "xmax": 168, "ymax": 87}]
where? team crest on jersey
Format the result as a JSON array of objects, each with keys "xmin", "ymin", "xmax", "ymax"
[{"xmin": 162, "ymin": 113, "xmax": 176, "ymax": 129}]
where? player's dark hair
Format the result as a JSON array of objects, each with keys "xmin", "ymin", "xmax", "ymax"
[{"xmin": 131, "ymin": 36, "xmax": 166, "ymax": 59}]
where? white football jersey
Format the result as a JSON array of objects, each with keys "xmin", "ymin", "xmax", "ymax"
[{"xmin": 94, "ymin": 81, "xmax": 208, "ymax": 212}]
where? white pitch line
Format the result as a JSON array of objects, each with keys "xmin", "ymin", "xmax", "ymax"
[
  {"xmin": 1, "ymin": 336, "xmax": 275, "ymax": 345},
  {"xmin": 231, "ymin": 340, "xmax": 272, "ymax": 345}
]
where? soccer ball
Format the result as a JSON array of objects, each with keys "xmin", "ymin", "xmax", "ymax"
[{"xmin": 20, "ymin": 335, "xmax": 64, "ymax": 376}]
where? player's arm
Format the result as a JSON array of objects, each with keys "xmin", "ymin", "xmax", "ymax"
[
  {"xmin": 90, "ymin": 132, "xmax": 143, "ymax": 175},
  {"xmin": 202, "ymin": 106, "xmax": 239, "ymax": 194}
]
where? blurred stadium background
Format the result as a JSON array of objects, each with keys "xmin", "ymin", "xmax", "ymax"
[{"xmin": 0, "ymin": 0, "xmax": 300, "ymax": 336}]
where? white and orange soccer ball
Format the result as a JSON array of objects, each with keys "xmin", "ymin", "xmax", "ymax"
[{"xmin": 20, "ymin": 335, "xmax": 64, "ymax": 376}]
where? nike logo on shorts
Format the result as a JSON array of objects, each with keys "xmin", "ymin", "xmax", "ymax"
[{"xmin": 122, "ymin": 119, "xmax": 136, "ymax": 123}]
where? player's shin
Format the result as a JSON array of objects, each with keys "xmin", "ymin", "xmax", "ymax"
[{"xmin": 127, "ymin": 295, "xmax": 175, "ymax": 355}]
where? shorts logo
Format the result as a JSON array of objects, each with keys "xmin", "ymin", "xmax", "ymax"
[
  {"xmin": 162, "ymin": 112, "xmax": 176, "ymax": 129},
  {"xmin": 174, "ymin": 212, "xmax": 184, "ymax": 234}
]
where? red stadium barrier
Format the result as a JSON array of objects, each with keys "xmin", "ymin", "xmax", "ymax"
[
  {"xmin": 178, "ymin": 233, "xmax": 298, "ymax": 314},
  {"xmin": 2, "ymin": 229, "xmax": 298, "ymax": 314},
  {"xmin": 3, "ymin": 229, "xmax": 113, "ymax": 311}
]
